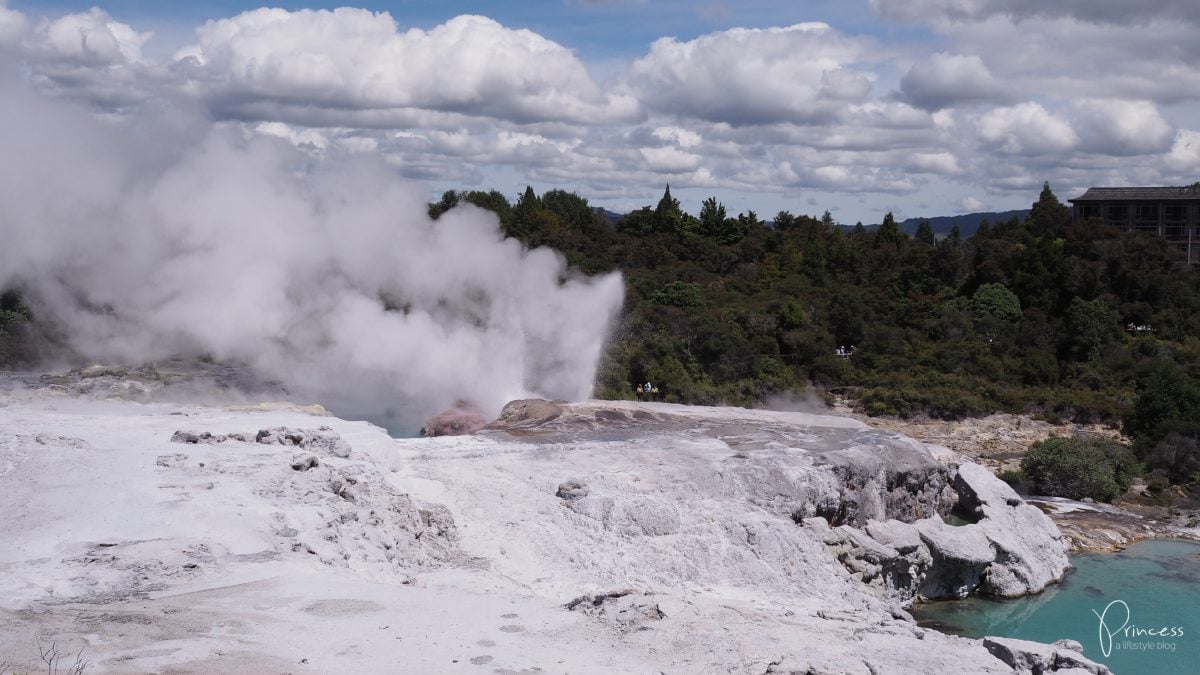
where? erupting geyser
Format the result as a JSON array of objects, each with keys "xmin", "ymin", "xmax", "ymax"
[{"xmin": 0, "ymin": 76, "xmax": 624, "ymax": 425}]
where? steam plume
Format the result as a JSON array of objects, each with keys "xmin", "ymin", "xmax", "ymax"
[{"xmin": 0, "ymin": 76, "xmax": 624, "ymax": 425}]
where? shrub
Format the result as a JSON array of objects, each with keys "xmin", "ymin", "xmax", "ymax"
[
  {"xmin": 999, "ymin": 469, "xmax": 1024, "ymax": 485},
  {"xmin": 0, "ymin": 289, "xmax": 31, "ymax": 337},
  {"xmin": 971, "ymin": 283, "xmax": 1022, "ymax": 324},
  {"xmin": 1125, "ymin": 363, "xmax": 1200, "ymax": 445},
  {"xmin": 863, "ymin": 400, "xmax": 894, "ymax": 417},
  {"xmin": 1065, "ymin": 296, "xmax": 1120, "ymax": 361},
  {"xmin": 924, "ymin": 388, "xmax": 990, "ymax": 420},
  {"xmin": 859, "ymin": 387, "xmax": 918, "ymax": 418},
  {"xmin": 1145, "ymin": 471, "xmax": 1170, "ymax": 494},
  {"xmin": 0, "ymin": 289, "xmax": 35, "ymax": 367},
  {"xmin": 1020, "ymin": 435, "xmax": 1139, "ymax": 502},
  {"xmin": 777, "ymin": 300, "xmax": 807, "ymax": 330},
  {"xmin": 1143, "ymin": 421, "xmax": 1200, "ymax": 484},
  {"xmin": 649, "ymin": 281, "xmax": 703, "ymax": 308}
]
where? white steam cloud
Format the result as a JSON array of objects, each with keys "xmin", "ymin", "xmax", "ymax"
[{"xmin": 0, "ymin": 76, "xmax": 624, "ymax": 425}]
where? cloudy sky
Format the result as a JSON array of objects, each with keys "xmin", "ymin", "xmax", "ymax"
[{"xmin": 3, "ymin": 0, "xmax": 1198, "ymax": 223}]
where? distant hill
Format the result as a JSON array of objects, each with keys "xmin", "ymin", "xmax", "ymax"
[
  {"xmin": 597, "ymin": 206, "xmax": 1031, "ymax": 237},
  {"xmin": 593, "ymin": 207, "xmax": 624, "ymax": 228},
  {"xmin": 895, "ymin": 210, "xmax": 1030, "ymax": 237}
]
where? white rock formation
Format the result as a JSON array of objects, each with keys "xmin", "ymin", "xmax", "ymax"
[
  {"xmin": 983, "ymin": 636, "xmax": 1113, "ymax": 674},
  {"xmin": 0, "ymin": 393, "xmax": 1091, "ymax": 673}
]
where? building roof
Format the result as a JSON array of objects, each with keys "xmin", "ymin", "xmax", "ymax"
[{"xmin": 1069, "ymin": 186, "xmax": 1200, "ymax": 203}]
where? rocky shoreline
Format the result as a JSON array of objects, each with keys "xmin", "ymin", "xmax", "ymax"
[{"xmin": 838, "ymin": 404, "xmax": 1200, "ymax": 553}]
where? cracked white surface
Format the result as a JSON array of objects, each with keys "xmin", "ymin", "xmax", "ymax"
[{"xmin": 0, "ymin": 396, "xmax": 1031, "ymax": 673}]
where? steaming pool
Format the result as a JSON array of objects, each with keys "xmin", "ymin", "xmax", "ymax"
[
  {"xmin": 912, "ymin": 539, "xmax": 1200, "ymax": 675},
  {"xmin": 355, "ymin": 413, "xmax": 421, "ymax": 438}
]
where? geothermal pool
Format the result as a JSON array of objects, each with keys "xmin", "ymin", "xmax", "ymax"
[{"xmin": 913, "ymin": 539, "xmax": 1200, "ymax": 675}]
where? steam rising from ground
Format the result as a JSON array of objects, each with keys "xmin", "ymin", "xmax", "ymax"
[{"xmin": 0, "ymin": 77, "xmax": 624, "ymax": 425}]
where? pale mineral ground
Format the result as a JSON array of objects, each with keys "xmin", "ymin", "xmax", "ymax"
[{"xmin": 0, "ymin": 371, "xmax": 1114, "ymax": 674}]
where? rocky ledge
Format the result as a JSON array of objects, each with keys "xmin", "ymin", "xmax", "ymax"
[
  {"xmin": 486, "ymin": 399, "xmax": 1071, "ymax": 604},
  {"xmin": 820, "ymin": 461, "xmax": 1070, "ymax": 601},
  {"xmin": 0, "ymin": 393, "xmax": 1101, "ymax": 673}
]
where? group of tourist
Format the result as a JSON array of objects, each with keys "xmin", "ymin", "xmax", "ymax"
[{"xmin": 634, "ymin": 381, "xmax": 660, "ymax": 401}]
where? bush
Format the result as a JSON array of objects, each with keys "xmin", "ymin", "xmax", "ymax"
[
  {"xmin": 1124, "ymin": 363, "xmax": 1200, "ymax": 442},
  {"xmin": 924, "ymin": 388, "xmax": 990, "ymax": 420},
  {"xmin": 971, "ymin": 283, "xmax": 1022, "ymax": 324},
  {"xmin": 1143, "ymin": 421, "xmax": 1200, "ymax": 484},
  {"xmin": 1020, "ymin": 435, "xmax": 1139, "ymax": 502},
  {"xmin": 649, "ymin": 281, "xmax": 703, "ymax": 308},
  {"xmin": 777, "ymin": 300, "xmax": 807, "ymax": 330},
  {"xmin": 999, "ymin": 469, "xmax": 1024, "ymax": 485},
  {"xmin": 859, "ymin": 387, "xmax": 918, "ymax": 418},
  {"xmin": 0, "ymin": 289, "xmax": 31, "ymax": 337},
  {"xmin": 0, "ymin": 289, "xmax": 34, "ymax": 367},
  {"xmin": 1145, "ymin": 471, "xmax": 1170, "ymax": 494}
]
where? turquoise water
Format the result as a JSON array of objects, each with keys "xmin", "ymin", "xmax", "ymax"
[
  {"xmin": 334, "ymin": 409, "xmax": 421, "ymax": 438},
  {"xmin": 913, "ymin": 540, "xmax": 1200, "ymax": 675},
  {"xmin": 368, "ymin": 416, "xmax": 420, "ymax": 438}
]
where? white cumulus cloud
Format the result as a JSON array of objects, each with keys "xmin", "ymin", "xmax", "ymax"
[
  {"xmin": 175, "ymin": 10, "xmax": 639, "ymax": 126},
  {"xmin": 36, "ymin": 7, "xmax": 150, "ymax": 65},
  {"xmin": 960, "ymin": 195, "xmax": 986, "ymax": 212},
  {"xmin": 899, "ymin": 52, "xmax": 1010, "ymax": 110},
  {"xmin": 1069, "ymin": 99, "xmax": 1175, "ymax": 156},
  {"xmin": 976, "ymin": 102, "xmax": 1077, "ymax": 155},
  {"xmin": 909, "ymin": 151, "xmax": 961, "ymax": 174},
  {"xmin": 0, "ymin": 0, "xmax": 27, "ymax": 48},
  {"xmin": 869, "ymin": 0, "xmax": 1200, "ymax": 25},
  {"xmin": 1164, "ymin": 129, "xmax": 1200, "ymax": 172},
  {"xmin": 628, "ymin": 23, "xmax": 874, "ymax": 125},
  {"xmin": 639, "ymin": 145, "xmax": 702, "ymax": 173}
]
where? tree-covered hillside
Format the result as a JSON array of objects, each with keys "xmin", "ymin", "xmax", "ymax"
[{"xmin": 431, "ymin": 183, "xmax": 1200, "ymax": 432}]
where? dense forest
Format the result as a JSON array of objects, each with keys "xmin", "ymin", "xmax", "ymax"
[
  {"xmin": 430, "ymin": 182, "xmax": 1200, "ymax": 492},
  {"xmin": 431, "ymin": 184, "xmax": 1196, "ymax": 416}
]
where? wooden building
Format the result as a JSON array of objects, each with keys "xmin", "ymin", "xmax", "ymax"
[{"xmin": 1069, "ymin": 186, "xmax": 1200, "ymax": 265}]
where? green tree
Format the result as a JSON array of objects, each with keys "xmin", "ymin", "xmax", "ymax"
[
  {"xmin": 1143, "ymin": 421, "xmax": 1200, "ymax": 483},
  {"xmin": 0, "ymin": 290, "xmax": 30, "ymax": 336},
  {"xmin": 828, "ymin": 294, "xmax": 866, "ymax": 345},
  {"xmin": 914, "ymin": 220, "xmax": 935, "ymax": 245},
  {"xmin": 0, "ymin": 289, "xmax": 33, "ymax": 367},
  {"xmin": 428, "ymin": 189, "xmax": 460, "ymax": 219},
  {"xmin": 650, "ymin": 281, "xmax": 704, "ymax": 308},
  {"xmin": 616, "ymin": 206, "xmax": 656, "ymax": 236},
  {"xmin": 971, "ymin": 283, "xmax": 1022, "ymax": 324},
  {"xmin": 515, "ymin": 185, "xmax": 541, "ymax": 216},
  {"xmin": 946, "ymin": 224, "xmax": 961, "ymax": 246},
  {"xmin": 1021, "ymin": 436, "xmax": 1138, "ymax": 502},
  {"xmin": 541, "ymin": 189, "xmax": 593, "ymax": 229},
  {"xmin": 461, "ymin": 190, "xmax": 512, "ymax": 230},
  {"xmin": 777, "ymin": 300, "xmax": 807, "ymax": 331},
  {"xmin": 654, "ymin": 184, "xmax": 684, "ymax": 235},
  {"xmin": 1125, "ymin": 364, "xmax": 1200, "ymax": 443},
  {"xmin": 1065, "ymin": 296, "xmax": 1120, "ymax": 361},
  {"xmin": 721, "ymin": 211, "xmax": 755, "ymax": 244},
  {"xmin": 874, "ymin": 212, "xmax": 904, "ymax": 247},
  {"xmin": 1028, "ymin": 181, "xmax": 1071, "ymax": 239},
  {"xmin": 699, "ymin": 197, "xmax": 727, "ymax": 237}
]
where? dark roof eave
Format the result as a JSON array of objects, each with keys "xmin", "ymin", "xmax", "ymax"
[{"xmin": 1070, "ymin": 187, "xmax": 1200, "ymax": 203}]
